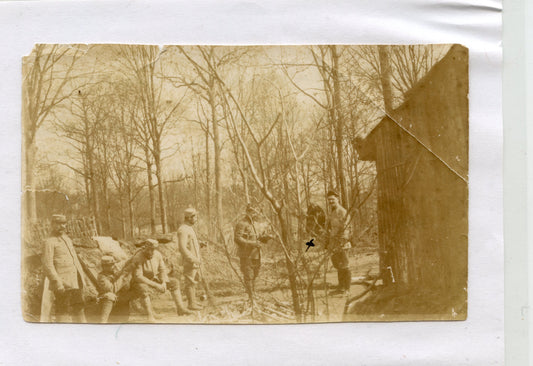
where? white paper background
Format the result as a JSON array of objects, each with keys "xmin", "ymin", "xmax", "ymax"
[{"xmin": 0, "ymin": 1, "xmax": 503, "ymax": 365}]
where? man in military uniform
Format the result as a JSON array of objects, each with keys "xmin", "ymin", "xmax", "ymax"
[
  {"xmin": 97, "ymin": 255, "xmax": 119, "ymax": 323},
  {"xmin": 234, "ymin": 204, "xmax": 264, "ymax": 301},
  {"xmin": 325, "ymin": 191, "xmax": 352, "ymax": 296},
  {"xmin": 97, "ymin": 255, "xmax": 131, "ymax": 323},
  {"xmin": 130, "ymin": 239, "xmax": 171, "ymax": 322},
  {"xmin": 42, "ymin": 214, "xmax": 87, "ymax": 322},
  {"xmin": 177, "ymin": 207, "xmax": 203, "ymax": 311}
]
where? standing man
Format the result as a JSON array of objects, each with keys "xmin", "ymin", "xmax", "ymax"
[
  {"xmin": 326, "ymin": 190, "xmax": 352, "ymax": 296},
  {"xmin": 42, "ymin": 214, "xmax": 87, "ymax": 322},
  {"xmin": 177, "ymin": 207, "xmax": 203, "ymax": 311},
  {"xmin": 234, "ymin": 204, "xmax": 263, "ymax": 301}
]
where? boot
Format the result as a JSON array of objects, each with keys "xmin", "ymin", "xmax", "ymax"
[
  {"xmin": 343, "ymin": 269, "xmax": 352, "ymax": 292},
  {"xmin": 171, "ymin": 290, "xmax": 192, "ymax": 315},
  {"xmin": 100, "ymin": 299, "xmax": 114, "ymax": 323},
  {"xmin": 141, "ymin": 296, "xmax": 157, "ymax": 322},
  {"xmin": 244, "ymin": 279, "xmax": 254, "ymax": 301},
  {"xmin": 186, "ymin": 287, "xmax": 203, "ymax": 311},
  {"xmin": 329, "ymin": 271, "xmax": 345, "ymax": 296},
  {"xmin": 72, "ymin": 305, "xmax": 87, "ymax": 323}
]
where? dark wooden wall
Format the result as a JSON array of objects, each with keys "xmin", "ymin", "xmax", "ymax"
[{"xmin": 360, "ymin": 45, "xmax": 468, "ymax": 308}]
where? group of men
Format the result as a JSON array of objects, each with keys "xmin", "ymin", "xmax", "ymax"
[
  {"xmin": 42, "ymin": 208, "xmax": 203, "ymax": 323},
  {"xmin": 41, "ymin": 190, "xmax": 352, "ymax": 323}
]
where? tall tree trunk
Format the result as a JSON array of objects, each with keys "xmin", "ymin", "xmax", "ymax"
[
  {"xmin": 295, "ymin": 164, "xmax": 304, "ymax": 245},
  {"xmin": 279, "ymin": 121, "xmax": 293, "ymax": 246},
  {"xmin": 242, "ymin": 150, "xmax": 249, "ymax": 203},
  {"xmin": 22, "ymin": 59, "xmax": 37, "ymax": 222},
  {"xmin": 205, "ymin": 123, "xmax": 212, "ymax": 240},
  {"xmin": 331, "ymin": 45, "xmax": 348, "ymax": 207},
  {"xmin": 209, "ymin": 76, "xmax": 223, "ymax": 237},
  {"xmin": 378, "ymin": 45, "xmax": 395, "ymax": 286},
  {"xmin": 191, "ymin": 143, "xmax": 199, "ymax": 209},
  {"xmin": 277, "ymin": 207, "xmax": 302, "ymax": 321},
  {"xmin": 102, "ymin": 176, "xmax": 111, "ymax": 235},
  {"xmin": 378, "ymin": 45, "xmax": 394, "ymax": 115},
  {"xmin": 126, "ymin": 171, "xmax": 135, "ymax": 238},
  {"xmin": 24, "ymin": 141, "xmax": 38, "ymax": 220},
  {"xmin": 327, "ymin": 124, "xmax": 336, "ymax": 191},
  {"xmin": 119, "ymin": 196, "xmax": 127, "ymax": 238},
  {"xmin": 154, "ymin": 153, "xmax": 168, "ymax": 234},
  {"xmin": 87, "ymin": 148, "xmax": 101, "ymax": 234},
  {"xmin": 127, "ymin": 177, "xmax": 135, "ymax": 238},
  {"xmin": 144, "ymin": 147, "xmax": 157, "ymax": 234}
]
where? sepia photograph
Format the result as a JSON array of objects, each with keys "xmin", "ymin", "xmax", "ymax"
[{"xmin": 21, "ymin": 44, "xmax": 468, "ymax": 324}]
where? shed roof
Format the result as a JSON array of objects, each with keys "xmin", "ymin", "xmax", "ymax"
[{"xmin": 358, "ymin": 44, "xmax": 469, "ymax": 181}]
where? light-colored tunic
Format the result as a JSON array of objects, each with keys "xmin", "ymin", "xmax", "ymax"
[{"xmin": 327, "ymin": 205, "xmax": 352, "ymax": 250}]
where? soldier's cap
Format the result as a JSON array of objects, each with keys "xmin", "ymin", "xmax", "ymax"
[
  {"xmin": 326, "ymin": 190, "xmax": 339, "ymax": 198},
  {"xmin": 101, "ymin": 255, "xmax": 116, "ymax": 265},
  {"xmin": 143, "ymin": 238, "xmax": 159, "ymax": 249},
  {"xmin": 184, "ymin": 207, "xmax": 197, "ymax": 217},
  {"xmin": 51, "ymin": 214, "xmax": 67, "ymax": 223}
]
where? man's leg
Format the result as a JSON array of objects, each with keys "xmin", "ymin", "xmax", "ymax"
[
  {"xmin": 329, "ymin": 251, "xmax": 346, "ymax": 295},
  {"xmin": 339, "ymin": 250, "xmax": 352, "ymax": 291},
  {"xmin": 251, "ymin": 259, "xmax": 261, "ymax": 296},
  {"xmin": 330, "ymin": 251, "xmax": 342, "ymax": 287},
  {"xmin": 240, "ymin": 256, "xmax": 254, "ymax": 300},
  {"xmin": 133, "ymin": 283, "xmax": 157, "ymax": 322},
  {"xmin": 100, "ymin": 299, "xmax": 114, "ymax": 323},
  {"xmin": 141, "ymin": 295, "xmax": 156, "ymax": 322},
  {"xmin": 54, "ymin": 290, "xmax": 70, "ymax": 323},
  {"xmin": 168, "ymin": 278, "xmax": 192, "ymax": 315},
  {"xmin": 70, "ymin": 289, "xmax": 87, "ymax": 323},
  {"xmin": 185, "ymin": 267, "xmax": 202, "ymax": 311},
  {"xmin": 111, "ymin": 289, "xmax": 131, "ymax": 323}
]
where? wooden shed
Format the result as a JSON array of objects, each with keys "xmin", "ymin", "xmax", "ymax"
[{"xmin": 357, "ymin": 45, "xmax": 468, "ymax": 315}]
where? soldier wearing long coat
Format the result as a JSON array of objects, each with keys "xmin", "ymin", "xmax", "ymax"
[
  {"xmin": 234, "ymin": 205, "xmax": 262, "ymax": 300},
  {"xmin": 42, "ymin": 214, "xmax": 86, "ymax": 322},
  {"xmin": 177, "ymin": 207, "xmax": 203, "ymax": 311}
]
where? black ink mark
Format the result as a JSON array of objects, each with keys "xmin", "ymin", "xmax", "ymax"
[{"xmin": 305, "ymin": 238, "xmax": 315, "ymax": 252}]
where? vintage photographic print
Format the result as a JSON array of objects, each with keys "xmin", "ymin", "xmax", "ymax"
[{"xmin": 21, "ymin": 44, "xmax": 468, "ymax": 324}]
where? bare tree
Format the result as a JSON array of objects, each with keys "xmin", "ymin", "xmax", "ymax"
[
  {"xmin": 22, "ymin": 44, "xmax": 83, "ymax": 220},
  {"xmin": 53, "ymin": 84, "xmax": 111, "ymax": 233},
  {"xmin": 107, "ymin": 81, "xmax": 144, "ymax": 238},
  {"xmin": 280, "ymin": 46, "xmax": 349, "ymax": 206},
  {"xmin": 344, "ymin": 44, "xmax": 448, "ymax": 108},
  {"xmin": 115, "ymin": 45, "xmax": 187, "ymax": 234},
  {"xmin": 208, "ymin": 64, "xmax": 305, "ymax": 318},
  {"xmin": 171, "ymin": 46, "xmax": 248, "ymax": 239}
]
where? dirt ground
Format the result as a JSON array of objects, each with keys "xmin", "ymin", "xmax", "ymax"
[
  {"xmin": 123, "ymin": 246, "xmax": 379, "ymax": 324},
  {"xmin": 24, "ymin": 234, "xmax": 379, "ymax": 324}
]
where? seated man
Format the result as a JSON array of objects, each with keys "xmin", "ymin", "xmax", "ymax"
[
  {"xmin": 97, "ymin": 255, "xmax": 130, "ymax": 323},
  {"xmin": 130, "ymin": 239, "xmax": 189, "ymax": 322}
]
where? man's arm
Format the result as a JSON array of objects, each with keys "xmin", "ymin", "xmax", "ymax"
[
  {"xmin": 234, "ymin": 222, "xmax": 260, "ymax": 248},
  {"xmin": 156, "ymin": 252, "xmax": 169, "ymax": 284},
  {"xmin": 113, "ymin": 250, "xmax": 143, "ymax": 282},
  {"xmin": 178, "ymin": 229, "xmax": 200, "ymax": 264},
  {"xmin": 42, "ymin": 238, "xmax": 62, "ymax": 290},
  {"xmin": 97, "ymin": 274, "xmax": 115, "ymax": 294},
  {"xmin": 133, "ymin": 264, "xmax": 163, "ymax": 290},
  {"xmin": 338, "ymin": 208, "xmax": 351, "ymax": 241}
]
